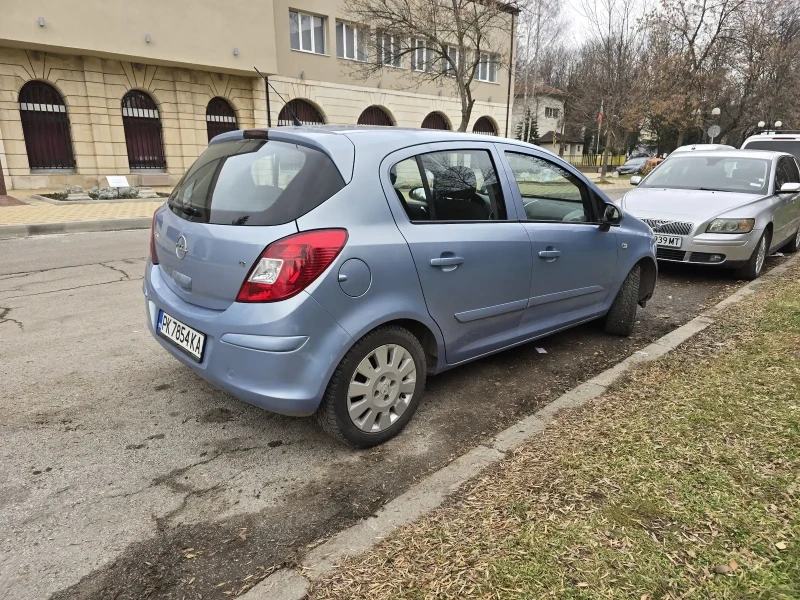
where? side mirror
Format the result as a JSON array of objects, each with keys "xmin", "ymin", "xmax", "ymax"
[
  {"xmin": 599, "ymin": 203, "xmax": 622, "ymax": 231},
  {"xmin": 779, "ymin": 182, "xmax": 800, "ymax": 193},
  {"xmin": 409, "ymin": 187, "xmax": 427, "ymax": 202},
  {"xmin": 630, "ymin": 175, "xmax": 642, "ymax": 186}
]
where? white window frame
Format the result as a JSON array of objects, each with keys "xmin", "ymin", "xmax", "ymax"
[
  {"xmin": 336, "ymin": 21, "xmax": 366, "ymax": 61},
  {"xmin": 290, "ymin": 10, "xmax": 326, "ymax": 55},
  {"xmin": 378, "ymin": 32, "xmax": 403, "ymax": 68},
  {"xmin": 545, "ymin": 106, "xmax": 561, "ymax": 119},
  {"xmin": 411, "ymin": 38, "xmax": 433, "ymax": 72},
  {"xmin": 443, "ymin": 45, "xmax": 460, "ymax": 76},
  {"xmin": 475, "ymin": 52, "xmax": 498, "ymax": 83}
]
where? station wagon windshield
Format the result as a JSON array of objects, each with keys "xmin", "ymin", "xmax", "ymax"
[{"xmin": 641, "ymin": 156, "xmax": 771, "ymax": 195}]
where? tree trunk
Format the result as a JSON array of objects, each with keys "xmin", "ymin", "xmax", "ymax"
[
  {"xmin": 458, "ymin": 95, "xmax": 475, "ymax": 132},
  {"xmin": 676, "ymin": 128, "xmax": 685, "ymax": 148},
  {"xmin": 600, "ymin": 126, "xmax": 612, "ymax": 182}
]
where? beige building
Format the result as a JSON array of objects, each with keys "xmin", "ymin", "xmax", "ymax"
[
  {"xmin": 510, "ymin": 84, "xmax": 584, "ymax": 155},
  {"xmin": 0, "ymin": 0, "xmax": 516, "ymax": 191}
]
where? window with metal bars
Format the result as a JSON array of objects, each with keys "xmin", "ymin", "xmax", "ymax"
[
  {"xmin": 277, "ymin": 99, "xmax": 325, "ymax": 126},
  {"xmin": 122, "ymin": 91, "xmax": 166, "ymax": 170},
  {"xmin": 357, "ymin": 106, "xmax": 394, "ymax": 126},
  {"xmin": 206, "ymin": 97, "xmax": 238, "ymax": 142},
  {"xmin": 18, "ymin": 81, "xmax": 75, "ymax": 171},
  {"xmin": 473, "ymin": 116, "xmax": 497, "ymax": 136},
  {"xmin": 421, "ymin": 112, "xmax": 451, "ymax": 130}
]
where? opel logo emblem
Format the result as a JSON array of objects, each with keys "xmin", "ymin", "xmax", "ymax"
[{"xmin": 175, "ymin": 235, "xmax": 188, "ymax": 260}]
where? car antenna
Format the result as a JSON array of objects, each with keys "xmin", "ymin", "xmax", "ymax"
[{"xmin": 254, "ymin": 66, "xmax": 302, "ymax": 127}]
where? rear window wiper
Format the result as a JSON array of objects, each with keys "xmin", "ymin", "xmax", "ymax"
[{"xmin": 172, "ymin": 204, "xmax": 202, "ymax": 218}]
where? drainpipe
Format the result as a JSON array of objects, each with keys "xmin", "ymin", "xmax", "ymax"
[
  {"xmin": 504, "ymin": 12, "xmax": 515, "ymax": 137},
  {"xmin": 265, "ymin": 75, "xmax": 272, "ymax": 128}
]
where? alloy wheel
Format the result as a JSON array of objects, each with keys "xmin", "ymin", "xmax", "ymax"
[
  {"xmin": 347, "ymin": 344, "xmax": 417, "ymax": 433},
  {"xmin": 755, "ymin": 236, "xmax": 767, "ymax": 274}
]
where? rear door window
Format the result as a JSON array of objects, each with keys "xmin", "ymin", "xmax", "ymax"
[
  {"xmin": 168, "ymin": 139, "xmax": 345, "ymax": 226},
  {"xmin": 390, "ymin": 149, "xmax": 508, "ymax": 222}
]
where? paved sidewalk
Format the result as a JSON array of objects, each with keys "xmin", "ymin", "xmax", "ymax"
[{"xmin": 0, "ymin": 200, "xmax": 162, "ymax": 226}]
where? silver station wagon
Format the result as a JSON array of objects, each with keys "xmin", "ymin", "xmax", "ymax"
[
  {"xmin": 624, "ymin": 149, "xmax": 800, "ymax": 279},
  {"xmin": 144, "ymin": 127, "xmax": 657, "ymax": 446}
]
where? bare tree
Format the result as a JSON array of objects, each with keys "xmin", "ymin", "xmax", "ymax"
[
  {"xmin": 646, "ymin": 0, "xmax": 745, "ymax": 146},
  {"xmin": 343, "ymin": 0, "xmax": 519, "ymax": 131},
  {"xmin": 579, "ymin": 0, "xmax": 649, "ymax": 180},
  {"xmin": 515, "ymin": 0, "xmax": 567, "ymax": 138}
]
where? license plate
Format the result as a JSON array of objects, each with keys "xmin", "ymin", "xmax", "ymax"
[
  {"xmin": 157, "ymin": 310, "xmax": 206, "ymax": 362},
  {"xmin": 655, "ymin": 234, "xmax": 683, "ymax": 248}
]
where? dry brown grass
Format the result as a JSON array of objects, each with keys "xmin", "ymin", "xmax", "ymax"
[{"xmin": 311, "ymin": 266, "xmax": 800, "ymax": 600}]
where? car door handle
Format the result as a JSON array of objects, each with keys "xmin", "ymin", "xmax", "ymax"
[
  {"xmin": 430, "ymin": 256, "xmax": 464, "ymax": 267},
  {"xmin": 538, "ymin": 249, "xmax": 561, "ymax": 259}
]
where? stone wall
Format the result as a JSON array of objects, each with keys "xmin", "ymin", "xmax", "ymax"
[{"xmin": 0, "ymin": 46, "xmax": 510, "ymax": 190}]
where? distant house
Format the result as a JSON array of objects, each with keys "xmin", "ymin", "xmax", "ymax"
[
  {"xmin": 511, "ymin": 84, "xmax": 570, "ymax": 148},
  {"xmin": 535, "ymin": 131, "xmax": 584, "ymax": 156}
]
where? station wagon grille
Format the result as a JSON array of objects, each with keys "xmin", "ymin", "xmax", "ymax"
[{"xmin": 642, "ymin": 219, "xmax": 694, "ymax": 235}]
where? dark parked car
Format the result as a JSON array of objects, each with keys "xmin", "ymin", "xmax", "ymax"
[{"xmin": 616, "ymin": 156, "xmax": 649, "ymax": 175}]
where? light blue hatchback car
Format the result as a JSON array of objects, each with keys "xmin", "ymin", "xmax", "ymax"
[{"xmin": 144, "ymin": 127, "xmax": 657, "ymax": 446}]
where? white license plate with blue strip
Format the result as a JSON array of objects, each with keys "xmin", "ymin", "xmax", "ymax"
[
  {"xmin": 157, "ymin": 310, "xmax": 206, "ymax": 361},
  {"xmin": 655, "ymin": 234, "xmax": 683, "ymax": 248}
]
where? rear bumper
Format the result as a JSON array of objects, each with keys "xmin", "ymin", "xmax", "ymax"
[{"xmin": 143, "ymin": 261, "xmax": 352, "ymax": 416}]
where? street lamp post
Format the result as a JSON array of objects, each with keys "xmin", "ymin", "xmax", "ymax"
[{"xmin": 708, "ymin": 107, "xmax": 721, "ymax": 143}]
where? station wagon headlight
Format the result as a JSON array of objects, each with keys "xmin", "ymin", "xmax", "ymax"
[{"xmin": 706, "ymin": 218, "xmax": 755, "ymax": 233}]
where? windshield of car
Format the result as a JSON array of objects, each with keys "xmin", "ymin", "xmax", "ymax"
[
  {"xmin": 640, "ymin": 156, "xmax": 771, "ymax": 194},
  {"xmin": 742, "ymin": 139, "xmax": 800, "ymax": 162},
  {"xmin": 167, "ymin": 139, "xmax": 345, "ymax": 226}
]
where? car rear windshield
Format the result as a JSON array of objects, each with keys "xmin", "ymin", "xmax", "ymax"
[
  {"xmin": 167, "ymin": 139, "xmax": 345, "ymax": 226},
  {"xmin": 641, "ymin": 156, "xmax": 771, "ymax": 195},
  {"xmin": 742, "ymin": 139, "xmax": 800, "ymax": 162}
]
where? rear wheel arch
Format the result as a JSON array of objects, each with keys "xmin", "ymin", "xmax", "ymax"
[{"xmin": 371, "ymin": 318, "xmax": 440, "ymax": 375}]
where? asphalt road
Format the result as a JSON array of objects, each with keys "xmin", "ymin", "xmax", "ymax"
[{"xmin": 0, "ymin": 225, "xmax": 778, "ymax": 600}]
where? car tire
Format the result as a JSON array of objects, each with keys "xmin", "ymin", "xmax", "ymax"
[
  {"xmin": 734, "ymin": 230, "xmax": 770, "ymax": 280},
  {"xmin": 316, "ymin": 326, "xmax": 427, "ymax": 448},
  {"xmin": 603, "ymin": 265, "xmax": 640, "ymax": 336},
  {"xmin": 781, "ymin": 226, "xmax": 800, "ymax": 254}
]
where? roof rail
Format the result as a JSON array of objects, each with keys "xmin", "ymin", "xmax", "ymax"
[{"xmin": 755, "ymin": 130, "xmax": 800, "ymax": 135}]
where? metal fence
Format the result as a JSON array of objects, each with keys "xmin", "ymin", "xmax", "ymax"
[{"xmin": 562, "ymin": 154, "xmax": 626, "ymax": 168}]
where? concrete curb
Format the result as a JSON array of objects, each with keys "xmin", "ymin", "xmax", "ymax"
[
  {"xmin": 241, "ymin": 254, "xmax": 800, "ymax": 600},
  {"xmin": 0, "ymin": 217, "xmax": 151, "ymax": 239},
  {"xmin": 30, "ymin": 194, "xmax": 164, "ymax": 206}
]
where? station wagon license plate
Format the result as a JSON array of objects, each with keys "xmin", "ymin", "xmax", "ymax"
[
  {"xmin": 157, "ymin": 310, "xmax": 206, "ymax": 362},
  {"xmin": 655, "ymin": 234, "xmax": 683, "ymax": 248}
]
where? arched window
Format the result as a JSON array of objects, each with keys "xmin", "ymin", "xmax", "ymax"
[
  {"xmin": 421, "ymin": 112, "xmax": 451, "ymax": 130},
  {"xmin": 18, "ymin": 81, "xmax": 75, "ymax": 170},
  {"xmin": 357, "ymin": 106, "xmax": 394, "ymax": 126},
  {"xmin": 206, "ymin": 97, "xmax": 238, "ymax": 142},
  {"xmin": 121, "ymin": 91, "xmax": 166, "ymax": 170},
  {"xmin": 277, "ymin": 99, "xmax": 325, "ymax": 126},
  {"xmin": 473, "ymin": 116, "xmax": 497, "ymax": 136}
]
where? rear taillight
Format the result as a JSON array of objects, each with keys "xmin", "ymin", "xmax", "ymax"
[
  {"xmin": 150, "ymin": 213, "xmax": 159, "ymax": 265},
  {"xmin": 236, "ymin": 229, "xmax": 348, "ymax": 303}
]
